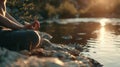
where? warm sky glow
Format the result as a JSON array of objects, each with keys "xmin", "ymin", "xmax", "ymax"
[
  {"xmin": 91, "ymin": 0, "xmax": 116, "ymax": 8},
  {"xmin": 84, "ymin": 0, "xmax": 119, "ymax": 16}
]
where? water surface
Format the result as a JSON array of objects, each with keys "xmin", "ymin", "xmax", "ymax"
[{"xmin": 40, "ymin": 18, "xmax": 120, "ymax": 67}]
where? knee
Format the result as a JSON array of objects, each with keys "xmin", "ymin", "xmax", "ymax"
[{"xmin": 30, "ymin": 31, "xmax": 41, "ymax": 50}]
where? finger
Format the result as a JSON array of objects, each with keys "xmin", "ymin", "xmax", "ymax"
[{"xmin": 33, "ymin": 20, "xmax": 40, "ymax": 30}]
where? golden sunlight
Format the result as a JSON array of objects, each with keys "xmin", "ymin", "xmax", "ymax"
[
  {"xmin": 97, "ymin": 25, "xmax": 115, "ymax": 49},
  {"xmin": 97, "ymin": 21, "xmax": 114, "ymax": 47},
  {"xmin": 99, "ymin": 27, "xmax": 105, "ymax": 42},
  {"xmin": 99, "ymin": 19, "xmax": 110, "ymax": 27},
  {"xmin": 98, "ymin": 26, "xmax": 109, "ymax": 47}
]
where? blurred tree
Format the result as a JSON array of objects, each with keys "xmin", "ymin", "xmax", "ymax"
[
  {"xmin": 58, "ymin": 1, "xmax": 78, "ymax": 18},
  {"xmin": 7, "ymin": 0, "xmax": 120, "ymax": 22},
  {"xmin": 45, "ymin": 3, "xmax": 56, "ymax": 18}
]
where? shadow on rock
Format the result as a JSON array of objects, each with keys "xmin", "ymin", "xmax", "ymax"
[{"xmin": 0, "ymin": 32, "xmax": 103, "ymax": 67}]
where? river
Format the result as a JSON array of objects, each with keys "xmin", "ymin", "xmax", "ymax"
[{"xmin": 40, "ymin": 18, "xmax": 120, "ymax": 67}]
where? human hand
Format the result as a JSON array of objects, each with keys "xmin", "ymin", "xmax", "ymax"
[{"xmin": 24, "ymin": 20, "xmax": 40, "ymax": 30}]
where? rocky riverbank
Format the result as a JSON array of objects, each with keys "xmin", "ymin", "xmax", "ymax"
[{"xmin": 0, "ymin": 32, "xmax": 102, "ymax": 67}]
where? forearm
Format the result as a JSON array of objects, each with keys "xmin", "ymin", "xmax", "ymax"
[
  {"xmin": 5, "ymin": 12, "xmax": 23, "ymax": 25},
  {"xmin": 0, "ymin": 14, "xmax": 24, "ymax": 30}
]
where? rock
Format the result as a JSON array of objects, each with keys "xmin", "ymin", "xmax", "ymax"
[
  {"xmin": 65, "ymin": 61, "xmax": 85, "ymax": 67},
  {"xmin": 20, "ymin": 50, "xmax": 30, "ymax": 56},
  {"xmin": 39, "ymin": 32, "xmax": 53, "ymax": 40},
  {"xmin": 21, "ymin": 57, "xmax": 64, "ymax": 67},
  {"xmin": 0, "ymin": 48, "xmax": 64, "ymax": 67},
  {"xmin": 61, "ymin": 35, "xmax": 72, "ymax": 40},
  {"xmin": 0, "ymin": 32, "xmax": 102, "ymax": 67},
  {"xmin": 41, "ymin": 38, "xmax": 53, "ymax": 48},
  {"xmin": 0, "ymin": 47, "xmax": 27, "ymax": 67}
]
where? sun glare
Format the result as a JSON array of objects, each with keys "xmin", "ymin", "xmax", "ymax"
[{"xmin": 99, "ymin": 19, "xmax": 110, "ymax": 26}]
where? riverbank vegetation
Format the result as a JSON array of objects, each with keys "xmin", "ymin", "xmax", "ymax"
[{"xmin": 7, "ymin": 0, "xmax": 120, "ymax": 22}]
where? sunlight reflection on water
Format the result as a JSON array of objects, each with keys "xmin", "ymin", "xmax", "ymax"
[
  {"xmin": 41, "ymin": 18, "xmax": 120, "ymax": 67},
  {"xmin": 83, "ymin": 18, "xmax": 120, "ymax": 67},
  {"xmin": 58, "ymin": 18, "xmax": 120, "ymax": 24},
  {"xmin": 99, "ymin": 19, "xmax": 109, "ymax": 26}
]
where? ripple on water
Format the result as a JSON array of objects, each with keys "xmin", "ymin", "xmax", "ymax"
[{"xmin": 41, "ymin": 18, "xmax": 120, "ymax": 67}]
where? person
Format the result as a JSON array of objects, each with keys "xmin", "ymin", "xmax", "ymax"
[{"xmin": 0, "ymin": 0, "xmax": 41, "ymax": 51}]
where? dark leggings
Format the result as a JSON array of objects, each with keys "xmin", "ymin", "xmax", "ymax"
[{"xmin": 0, "ymin": 30, "xmax": 41, "ymax": 51}]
